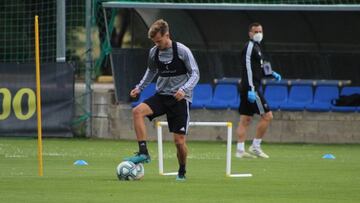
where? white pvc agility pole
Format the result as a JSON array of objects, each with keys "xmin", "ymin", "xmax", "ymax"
[{"xmin": 156, "ymin": 121, "xmax": 252, "ymax": 178}]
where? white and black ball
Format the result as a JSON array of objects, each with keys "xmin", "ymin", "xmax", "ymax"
[{"xmin": 116, "ymin": 161, "xmax": 138, "ymax": 181}]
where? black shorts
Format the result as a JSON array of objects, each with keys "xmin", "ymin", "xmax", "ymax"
[
  {"xmin": 143, "ymin": 94, "xmax": 190, "ymax": 135},
  {"xmin": 238, "ymin": 91, "xmax": 270, "ymax": 116}
]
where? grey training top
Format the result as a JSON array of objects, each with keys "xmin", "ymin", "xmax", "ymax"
[{"xmin": 136, "ymin": 42, "xmax": 200, "ymax": 102}]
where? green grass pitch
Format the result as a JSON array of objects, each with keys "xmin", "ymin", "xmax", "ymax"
[{"xmin": 0, "ymin": 138, "xmax": 360, "ymax": 203}]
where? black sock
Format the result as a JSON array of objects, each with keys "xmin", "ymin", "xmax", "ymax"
[
  {"xmin": 138, "ymin": 141, "xmax": 148, "ymax": 155},
  {"xmin": 178, "ymin": 164, "xmax": 186, "ymax": 176}
]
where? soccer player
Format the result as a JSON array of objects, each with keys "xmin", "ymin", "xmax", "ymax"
[
  {"xmin": 235, "ymin": 22, "xmax": 282, "ymax": 159},
  {"xmin": 125, "ymin": 19, "xmax": 200, "ymax": 181}
]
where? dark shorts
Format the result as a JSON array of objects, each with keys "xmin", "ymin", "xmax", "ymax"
[
  {"xmin": 143, "ymin": 94, "xmax": 190, "ymax": 135},
  {"xmin": 238, "ymin": 91, "xmax": 271, "ymax": 116}
]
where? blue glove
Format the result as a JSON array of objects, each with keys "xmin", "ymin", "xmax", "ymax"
[
  {"xmin": 247, "ymin": 90, "xmax": 256, "ymax": 103},
  {"xmin": 272, "ymin": 71, "xmax": 282, "ymax": 81}
]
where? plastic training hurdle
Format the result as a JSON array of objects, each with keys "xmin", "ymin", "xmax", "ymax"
[{"xmin": 156, "ymin": 121, "xmax": 252, "ymax": 178}]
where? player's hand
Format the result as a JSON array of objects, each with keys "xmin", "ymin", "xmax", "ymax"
[
  {"xmin": 174, "ymin": 89, "xmax": 185, "ymax": 101},
  {"xmin": 272, "ymin": 71, "xmax": 282, "ymax": 81},
  {"xmin": 247, "ymin": 90, "xmax": 256, "ymax": 103},
  {"xmin": 130, "ymin": 87, "xmax": 141, "ymax": 98}
]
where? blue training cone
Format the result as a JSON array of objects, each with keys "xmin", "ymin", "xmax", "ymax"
[
  {"xmin": 322, "ymin": 154, "xmax": 336, "ymax": 159},
  {"xmin": 74, "ymin": 160, "xmax": 89, "ymax": 166}
]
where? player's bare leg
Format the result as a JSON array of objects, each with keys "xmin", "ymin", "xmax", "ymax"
[
  {"xmin": 237, "ymin": 115, "xmax": 252, "ymax": 142},
  {"xmin": 236, "ymin": 115, "xmax": 256, "ymax": 158},
  {"xmin": 174, "ymin": 133, "xmax": 187, "ymax": 181},
  {"xmin": 255, "ymin": 111, "xmax": 273, "ymax": 139},
  {"xmin": 124, "ymin": 103, "xmax": 153, "ymax": 163},
  {"xmin": 249, "ymin": 111, "xmax": 273, "ymax": 158},
  {"xmin": 132, "ymin": 103, "xmax": 153, "ymax": 141}
]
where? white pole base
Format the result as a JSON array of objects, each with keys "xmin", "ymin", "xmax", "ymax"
[
  {"xmin": 160, "ymin": 172, "xmax": 178, "ymax": 176},
  {"xmin": 227, "ymin": 174, "xmax": 253, "ymax": 178}
]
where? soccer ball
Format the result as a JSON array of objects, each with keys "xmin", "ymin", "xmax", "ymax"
[
  {"xmin": 134, "ymin": 163, "xmax": 145, "ymax": 180},
  {"xmin": 116, "ymin": 161, "xmax": 138, "ymax": 181}
]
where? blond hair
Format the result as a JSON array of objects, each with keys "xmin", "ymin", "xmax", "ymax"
[{"xmin": 148, "ymin": 19, "xmax": 169, "ymax": 39}]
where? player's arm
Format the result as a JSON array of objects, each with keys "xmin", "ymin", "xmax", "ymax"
[
  {"xmin": 263, "ymin": 60, "xmax": 281, "ymax": 81},
  {"xmin": 130, "ymin": 68, "xmax": 157, "ymax": 98},
  {"xmin": 245, "ymin": 42, "xmax": 255, "ymax": 92},
  {"xmin": 174, "ymin": 47, "xmax": 199, "ymax": 101},
  {"xmin": 177, "ymin": 45, "xmax": 200, "ymax": 96},
  {"xmin": 271, "ymin": 70, "xmax": 282, "ymax": 81},
  {"xmin": 245, "ymin": 42, "xmax": 256, "ymax": 103},
  {"xmin": 135, "ymin": 68, "xmax": 158, "ymax": 90},
  {"xmin": 130, "ymin": 49, "xmax": 158, "ymax": 98}
]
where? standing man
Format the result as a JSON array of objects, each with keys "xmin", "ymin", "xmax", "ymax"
[
  {"xmin": 235, "ymin": 22, "xmax": 281, "ymax": 159},
  {"xmin": 125, "ymin": 19, "xmax": 200, "ymax": 181}
]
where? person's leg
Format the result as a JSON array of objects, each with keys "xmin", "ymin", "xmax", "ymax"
[
  {"xmin": 124, "ymin": 103, "xmax": 154, "ymax": 163},
  {"xmin": 132, "ymin": 103, "xmax": 153, "ymax": 141},
  {"xmin": 133, "ymin": 103, "xmax": 153, "ymax": 153},
  {"xmin": 249, "ymin": 111, "xmax": 273, "ymax": 158},
  {"xmin": 174, "ymin": 133, "xmax": 187, "ymax": 180},
  {"xmin": 237, "ymin": 115, "xmax": 252, "ymax": 143},
  {"xmin": 166, "ymin": 99, "xmax": 189, "ymax": 180},
  {"xmin": 255, "ymin": 111, "xmax": 273, "ymax": 140},
  {"xmin": 236, "ymin": 115, "xmax": 256, "ymax": 158}
]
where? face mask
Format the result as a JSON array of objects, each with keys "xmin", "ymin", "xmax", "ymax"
[{"xmin": 253, "ymin": 33, "xmax": 263, "ymax": 43}]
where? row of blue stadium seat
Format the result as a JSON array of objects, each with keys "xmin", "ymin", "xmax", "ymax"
[
  {"xmin": 193, "ymin": 84, "xmax": 239, "ymax": 109},
  {"xmin": 261, "ymin": 79, "xmax": 352, "ymax": 87},
  {"xmin": 214, "ymin": 77, "xmax": 352, "ymax": 87},
  {"xmin": 131, "ymin": 83, "xmax": 360, "ymax": 112},
  {"xmin": 265, "ymin": 85, "xmax": 360, "ymax": 112}
]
